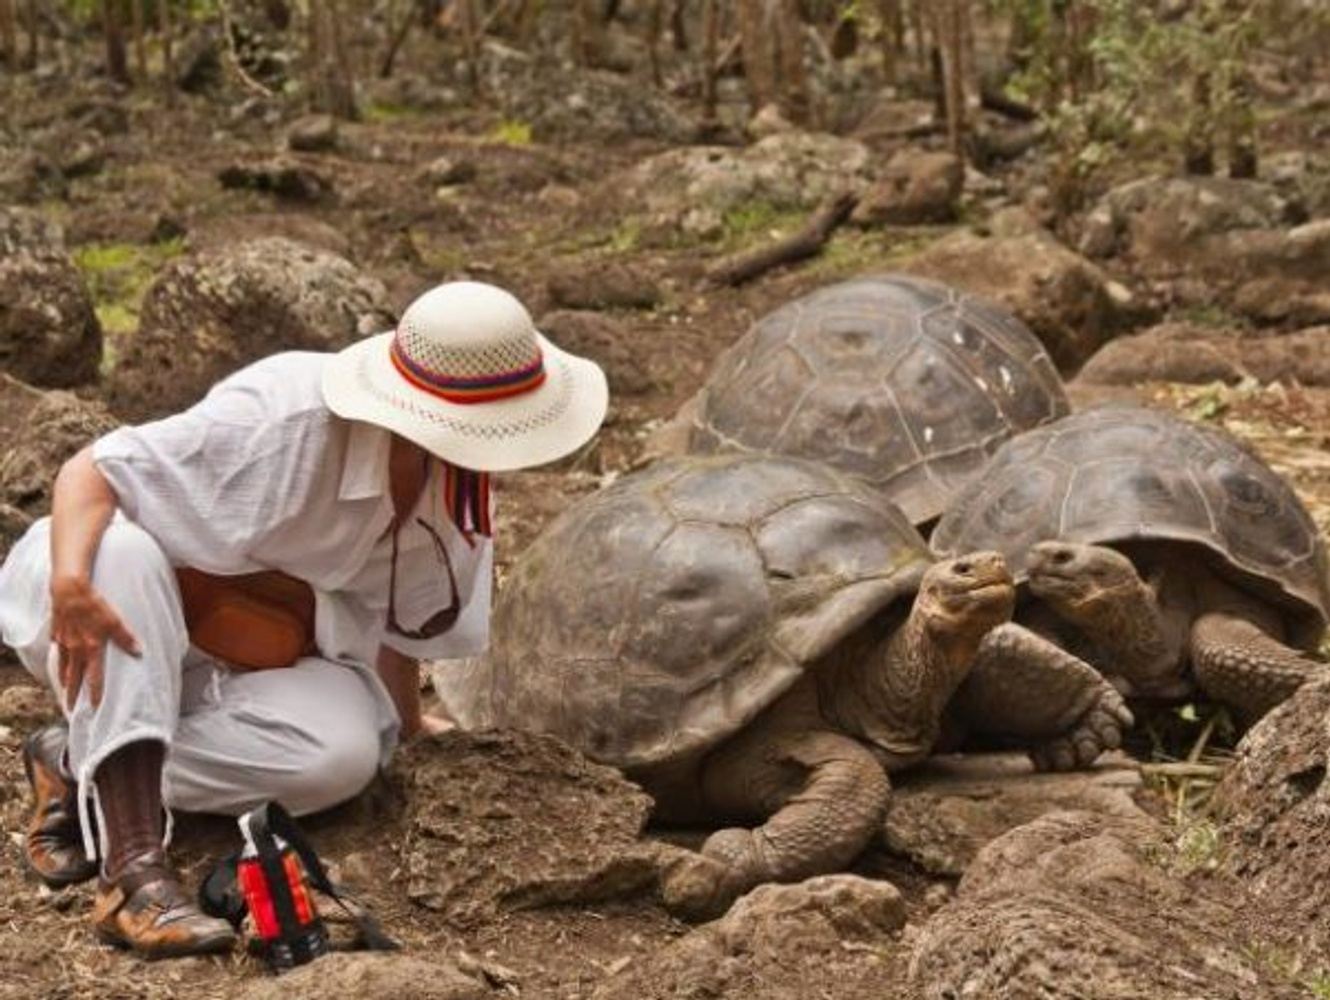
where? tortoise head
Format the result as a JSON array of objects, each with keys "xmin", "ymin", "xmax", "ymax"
[
  {"xmin": 916, "ymin": 551, "xmax": 1015, "ymax": 642},
  {"xmin": 1027, "ymin": 541, "xmax": 1141, "ymax": 620}
]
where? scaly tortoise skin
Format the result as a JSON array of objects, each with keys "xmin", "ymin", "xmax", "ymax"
[
  {"xmin": 686, "ymin": 274, "xmax": 1069, "ymax": 524},
  {"xmin": 934, "ymin": 405, "xmax": 1330, "ymax": 719},
  {"xmin": 436, "ymin": 453, "xmax": 1018, "ymax": 918}
]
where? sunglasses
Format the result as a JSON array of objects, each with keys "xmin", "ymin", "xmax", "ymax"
[{"xmin": 387, "ymin": 517, "xmax": 460, "ymax": 640}]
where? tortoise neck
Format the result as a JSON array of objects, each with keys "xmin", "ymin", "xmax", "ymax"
[{"xmin": 818, "ymin": 610, "xmax": 978, "ymax": 768}]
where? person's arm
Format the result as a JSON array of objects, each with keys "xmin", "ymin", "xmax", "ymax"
[
  {"xmin": 49, "ymin": 446, "xmax": 141, "ymax": 708},
  {"xmin": 375, "ymin": 645, "xmax": 454, "ymax": 740}
]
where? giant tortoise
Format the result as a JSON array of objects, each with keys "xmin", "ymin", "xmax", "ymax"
[
  {"xmin": 436, "ymin": 454, "xmax": 1131, "ymax": 918},
  {"xmin": 684, "ymin": 274, "xmax": 1069, "ymax": 524},
  {"xmin": 934, "ymin": 406, "xmax": 1330, "ymax": 720}
]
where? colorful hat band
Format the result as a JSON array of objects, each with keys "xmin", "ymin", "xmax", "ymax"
[{"xmin": 389, "ymin": 335, "xmax": 547, "ymax": 404}]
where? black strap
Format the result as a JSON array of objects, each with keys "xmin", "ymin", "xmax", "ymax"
[{"xmin": 243, "ymin": 802, "xmax": 400, "ymax": 952}]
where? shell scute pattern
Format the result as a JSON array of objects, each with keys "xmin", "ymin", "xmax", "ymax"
[
  {"xmin": 933, "ymin": 407, "xmax": 1330, "ymax": 632},
  {"xmin": 466, "ymin": 454, "xmax": 933, "ymax": 769},
  {"xmin": 690, "ymin": 275, "xmax": 1069, "ymax": 523}
]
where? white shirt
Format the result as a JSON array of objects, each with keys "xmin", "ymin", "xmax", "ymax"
[{"xmin": 91, "ymin": 351, "xmax": 493, "ymax": 668}]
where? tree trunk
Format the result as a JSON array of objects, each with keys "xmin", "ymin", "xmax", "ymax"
[
  {"xmin": 875, "ymin": 0, "xmax": 898, "ymax": 82},
  {"xmin": 310, "ymin": 0, "xmax": 358, "ymax": 117},
  {"xmin": 700, "ymin": 0, "xmax": 719, "ymax": 120},
  {"xmin": 380, "ymin": 0, "xmax": 414, "ymax": 78},
  {"xmin": 0, "ymin": 0, "xmax": 17, "ymax": 71},
  {"xmin": 456, "ymin": 0, "xmax": 480, "ymax": 93},
  {"xmin": 1183, "ymin": 71, "xmax": 1215, "ymax": 176},
  {"xmin": 158, "ymin": 0, "xmax": 174, "ymax": 104},
  {"xmin": 104, "ymin": 0, "xmax": 130, "ymax": 83},
  {"xmin": 670, "ymin": 0, "xmax": 687, "ymax": 51},
  {"xmin": 776, "ymin": 0, "xmax": 808, "ymax": 123},
  {"xmin": 934, "ymin": 0, "xmax": 966, "ymax": 158},
  {"xmin": 130, "ymin": 0, "xmax": 145, "ymax": 81},
  {"xmin": 646, "ymin": 0, "xmax": 663, "ymax": 85},
  {"xmin": 737, "ymin": 0, "xmax": 777, "ymax": 115},
  {"xmin": 22, "ymin": 0, "xmax": 35, "ymax": 68}
]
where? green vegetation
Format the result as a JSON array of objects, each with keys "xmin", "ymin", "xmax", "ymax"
[
  {"xmin": 1173, "ymin": 819, "xmax": 1224, "ymax": 872},
  {"xmin": 807, "ymin": 229, "xmax": 932, "ymax": 280},
  {"xmin": 606, "ymin": 217, "xmax": 643, "ymax": 255},
  {"xmin": 490, "ymin": 119, "xmax": 534, "ymax": 146},
  {"xmin": 362, "ymin": 101, "xmax": 427, "ymax": 124},
  {"xmin": 719, "ymin": 199, "xmax": 804, "ymax": 245},
  {"xmin": 994, "ymin": 0, "xmax": 1330, "ymax": 209},
  {"xmin": 73, "ymin": 238, "xmax": 185, "ymax": 371},
  {"xmin": 1243, "ymin": 941, "xmax": 1330, "ymax": 998},
  {"xmin": 1178, "ymin": 302, "xmax": 1250, "ymax": 330}
]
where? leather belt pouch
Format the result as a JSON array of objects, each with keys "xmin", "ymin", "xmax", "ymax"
[{"xmin": 175, "ymin": 567, "xmax": 316, "ymax": 670}]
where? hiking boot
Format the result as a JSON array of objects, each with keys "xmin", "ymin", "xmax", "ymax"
[
  {"xmin": 21, "ymin": 723, "xmax": 97, "ymax": 887},
  {"xmin": 92, "ymin": 855, "xmax": 237, "ymax": 960}
]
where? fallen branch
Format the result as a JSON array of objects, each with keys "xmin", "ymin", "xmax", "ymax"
[
  {"xmin": 706, "ymin": 190, "xmax": 858, "ymax": 287},
  {"xmin": 1139, "ymin": 762, "xmax": 1224, "ymax": 780}
]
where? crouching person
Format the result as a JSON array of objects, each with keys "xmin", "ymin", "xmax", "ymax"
[{"xmin": 0, "ymin": 282, "xmax": 607, "ymax": 958}]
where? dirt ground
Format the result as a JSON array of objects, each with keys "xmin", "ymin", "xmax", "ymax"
[{"xmin": 3, "ymin": 20, "xmax": 1330, "ymax": 1000}]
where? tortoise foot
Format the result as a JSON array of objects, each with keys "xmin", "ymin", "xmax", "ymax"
[
  {"xmin": 1029, "ymin": 687, "xmax": 1134, "ymax": 772},
  {"xmin": 659, "ymin": 829, "xmax": 766, "ymax": 920}
]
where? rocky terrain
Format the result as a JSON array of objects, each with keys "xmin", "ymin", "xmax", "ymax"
[{"xmin": 3, "ymin": 7, "xmax": 1330, "ymax": 998}]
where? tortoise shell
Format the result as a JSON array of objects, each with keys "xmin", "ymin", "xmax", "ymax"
[
  {"xmin": 436, "ymin": 454, "xmax": 933, "ymax": 769},
  {"xmin": 933, "ymin": 406, "xmax": 1330, "ymax": 646},
  {"xmin": 687, "ymin": 274, "xmax": 1069, "ymax": 524}
]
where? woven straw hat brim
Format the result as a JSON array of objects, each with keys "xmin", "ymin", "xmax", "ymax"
[{"xmin": 321, "ymin": 331, "xmax": 609, "ymax": 472}]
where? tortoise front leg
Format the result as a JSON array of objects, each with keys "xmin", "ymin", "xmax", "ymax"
[
  {"xmin": 951, "ymin": 623, "xmax": 1134, "ymax": 772},
  {"xmin": 1190, "ymin": 612, "xmax": 1324, "ymax": 722},
  {"xmin": 659, "ymin": 729, "xmax": 889, "ymax": 920}
]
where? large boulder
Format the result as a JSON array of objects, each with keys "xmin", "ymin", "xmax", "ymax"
[
  {"xmin": 908, "ymin": 810, "xmax": 1300, "ymax": 999},
  {"xmin": 1221, "ymin": 219, "xmax": 1330, "ymax": 326},
  {"xmin": 1216, "ymin": 675, "xmax": 1330, "ymax": 957},
  {"xmin": 481, "ymin": 42, "xmax": 699, "ymax": 144},
  {"xmin": 239, "ymin": 954, "xmax": 485, "ymax": 1000},
  {"xmin": 537, "ymin": 310, "xmax": 653, "ymax": 396},
  {"xmin": 0, "ymin": 375, "xmax": 119, "ymax": 556},
  {"xmin": 1265, "ymin": 149, "xmax": 1330, "ymax": 218},
  {"xmin": 1078, "ymin": 175, "xmax": 1298, "ymax": 261},
  {"xmin": 1078, "ymin": 323, "xmax": 1330, "ymax": 386},
  {"xmin": 545, "ymin": 261, "xmax": 662, "ymax": 312},
  {"xmin": 621, "ymin": 132, "xmax": 873, "ymax": 240},
  {"xmin": 884, "ymin": 753, "xmax": 1148, "ymax": 876},
  {"xmin": 591, "ymin": 875, "xmax": 908, "ymax": 1000},
  {"xmin": 392, "ymin": 730, "xmax": 661, "ymax": 929},
  {"xmin": 109, "ymin": 237, "xmax": 392, "ymax": 419},
  {"xmin": 897, "ymin": 226, "xmax": 1137, "ymax": 373},
  {"xmin": 0, "ymin": 209, "xmax": 102, "ymax": 387},
  {"xmin": 851, "ymin": 149, "xmax": 963, "ymax": 226},
  {"xmin": 1079, "ymin": 176, "xmax": 1329, "ymax": 325}
]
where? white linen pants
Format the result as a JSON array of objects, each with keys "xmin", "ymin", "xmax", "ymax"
[{"xmin": 0, "ymin": 517, "xmax": 395, "ymax": 861}]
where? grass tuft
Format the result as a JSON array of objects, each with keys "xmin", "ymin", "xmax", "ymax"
[
  {"xmin": 74, "ymin": 237, "xmax": 186, "ymax": 370},
  {"xmin": 490, "ymin": 119, "xmax": 533, "ymax": 146}
]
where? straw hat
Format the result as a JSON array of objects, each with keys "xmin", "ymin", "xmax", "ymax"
[{"xmin": 322, "ymin": 282, "xmax": 608, "ymax": 472}]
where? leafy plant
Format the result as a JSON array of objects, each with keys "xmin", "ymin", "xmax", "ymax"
[{"xmin": 990, "ymin": 0, "xmax": 1320, "ymax": 207}]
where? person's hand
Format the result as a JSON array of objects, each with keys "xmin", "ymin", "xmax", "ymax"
[
  {"xmin": 50, "ymin": 575, "xmax": 140, "ymax": 710},
  {"xmin": 418, "ymin": 712, "xmax": 456, "ymax": 738}
]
